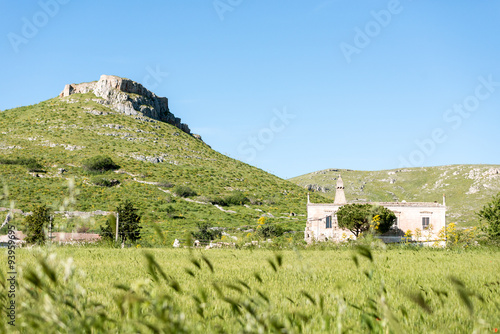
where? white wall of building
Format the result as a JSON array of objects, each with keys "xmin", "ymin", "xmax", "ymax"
[{"xmin": 305, "ymin": 202, "xmax": 446, "ymax": 243}]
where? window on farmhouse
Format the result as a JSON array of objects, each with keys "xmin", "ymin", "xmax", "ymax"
[
  {"xmin": 326, "ymin": 216, "xmax": 332, "ymax": 229},
  {"xmin": 391, "ymin": 217, "xmax": 398, "ymax": 229},
  {"xmin": 422, "ymin": 217, "xmax": 430, "ymax": 230}
]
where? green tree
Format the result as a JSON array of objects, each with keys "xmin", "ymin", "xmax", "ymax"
[
  {"xmin": 477, "ymin": 193, "xmax": 500, "ymax": 240},
  {"xmin": 118, "ymin": 201, "xmax": 142, "ymax": 242},
  {"xmin": 336, "ymin": 204, "xmax": 396, "ymax": 237},
  {"xmin": 100, "ymin": 201, "xmax": 142, "ymax": 243},
  {"xmin": 24, "ymin": 205, "xmax": 51, "ymax": 245}
]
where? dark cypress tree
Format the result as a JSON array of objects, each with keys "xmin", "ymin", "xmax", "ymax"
[
  {"xmin": 24, "ymin": 205, "xmax": 51, "ymax": 245},
  {"xmin": 116, "ymin": 200, "xmax": 142, "ymax": 242}
]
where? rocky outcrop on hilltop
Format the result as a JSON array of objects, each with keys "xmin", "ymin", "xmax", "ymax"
[{"xmin": 60, "ymin": 75, "xmax": 190, "ymax": 134}]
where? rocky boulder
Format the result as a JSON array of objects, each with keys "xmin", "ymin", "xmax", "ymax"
[{"xmin": 60, "ymin": 75, "xmax": 191, "ymax": 134}]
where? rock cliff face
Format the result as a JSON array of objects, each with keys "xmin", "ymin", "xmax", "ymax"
[{"xmin": 60, "ymin": 75, "xmax": 190, "ymax": 134}]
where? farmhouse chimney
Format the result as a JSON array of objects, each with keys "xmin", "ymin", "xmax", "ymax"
[{"xmin": 334, "ymin": 175, "xmax": 347, "ymax": 205}]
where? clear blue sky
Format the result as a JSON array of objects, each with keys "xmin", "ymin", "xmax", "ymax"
[{"xmin": 1, "ymin": 1, "xmax": 499, "ymax": 179}]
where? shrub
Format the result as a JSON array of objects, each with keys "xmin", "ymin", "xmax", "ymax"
[
  {"xmin": 439, "ymin": 222, "xmax": 479, "ymax": 247},
  {"xmin": 157, "ymin": 204, "xmax": 176, "ymax": 217},
  {"xmin": 224, "ymin": 191, "xmax": 249, "ymax": 206},
  {"xmin": 26, "ymin": 160, "xmax": 44, "ymax": 172},
  {"xmin": 0, "ymin": 158, "xmax": 15, "ymax": 165},
  {"xmin": 163, "ymin": 194, "xmax": 174, "ymax": 203},
  {"xmin": 158, "ymin": 181, "xmax": 174, "ymax": 188},
  {"xmin": 209, "ymin": 191, "xmax": 249, "ymax": 206},
  {"xmin": 173, "ymin": 185, "xmax": 197, "ymax": 198},
  {"xmin": 477, "ymin": 193, "xmax": 500, "ymax": 240},
  {"xmin": 258, "ymin": 224, "xmax": 284, "ymax": 238},
  {"xmin": 0, "ymin": 157, "xmax": 32, "ymax": 165},
  {"xmin": 82, "ymin": 155, "xmax": 120, "ymax": 173},
  {"xmin": 196, "ymin": 196, "xmax": 212, "ymax": 204},
  {"xmin": 249, "ymin": 197, "xmax": 263, "ymax": 205},
  {"xmin": 0, "ymin": 157, "xmax": 44, "ymax": 172},
  {"xmin": 263, "ymin": 198, "xmax": 276, "ymax": 205},
  {"xmin": 191, "ymin": 222, "xmax": 222, "ymax": 241},
  {"xmin": 209, "ymin": 196, "xmax": 227, "ymax": 206},
  {"xmin": 91, "ymin": 176, "xmax": 119, "ymax": 187}
]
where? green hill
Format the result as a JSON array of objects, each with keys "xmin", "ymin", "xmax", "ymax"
[
  {"xmin": 289, "ymin": 166, "xmax": 500, "ymax": 227},
  {"xmin": 0, "ymin": 76, "xmax": 327, "ymax": 245}
]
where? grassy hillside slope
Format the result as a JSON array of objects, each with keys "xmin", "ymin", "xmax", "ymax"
[
  {"xmin": 0, "ymin": 91, "xmax": 328, "ymax": 244},
  {"xmin": 289, "ymin": 166, "xmax": 500, "ymax": 227}
]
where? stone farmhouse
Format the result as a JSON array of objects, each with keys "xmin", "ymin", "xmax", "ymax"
[{"xmin": 304, "ymin": 176, "xmax": 446, "ymax": 243}]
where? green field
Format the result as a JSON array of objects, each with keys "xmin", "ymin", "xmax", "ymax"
[{"xmin": 2, "ymin": 246, "xmax": 499, "ymax": 333}]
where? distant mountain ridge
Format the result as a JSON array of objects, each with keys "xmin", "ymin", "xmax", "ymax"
[{"xmin": 289, "ymin": 165, "xmax": 500, "ymax": 226}]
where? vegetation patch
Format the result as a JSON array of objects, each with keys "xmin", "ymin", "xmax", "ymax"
[
  {"xmin": 90, "ymin": 176, "xmax": 119, "ymax": 187},
  {"xmin": 82, "ymin": 155, "xmax": 120, "ymax": 173},
  {"xmin": 173, "ymin": 185, "xmax": 197, "ymax": 198},
  {"xmin": 477, "ymin": 193, "xmax": 500, "ymax": 240},
  {"xmin": 0, "ymin": 157, "xmax": 44, "ymax": 172},
  {"xmin": 157, "ymin": 181, "xmax": 174, "ymax": 188},
  {"xmin": 257, "ymin": 224, "xmax": 284, "ymax": 238},
  {"xmin": 191, "ymin": 222, "xmax": 222, "ymax": 241},
  {"xmin": 209, "ymin": 190, "xmax": 249, "ymax": 206}
]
